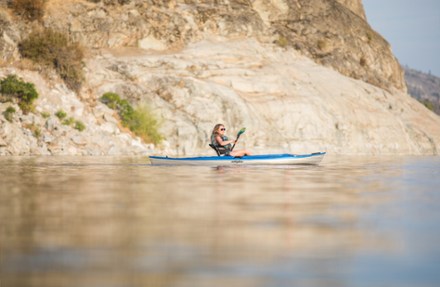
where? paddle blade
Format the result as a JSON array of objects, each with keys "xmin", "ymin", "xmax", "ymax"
[
  {"xmin": 237, "ymin": 127, "xmax": 246, "ymax": 136},
  {"xmin": 231, "ymin": 127, "xmax": 246, "ymax": 152}
]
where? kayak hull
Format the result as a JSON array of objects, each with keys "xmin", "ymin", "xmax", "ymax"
[{"xmin": 149, "ymin": 152, "xmax": 326, "ymax": 166}]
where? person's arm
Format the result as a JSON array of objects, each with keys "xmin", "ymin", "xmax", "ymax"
[{"xmin": 215, "ymin": 135, "xmax": 235, "ymax": 147}]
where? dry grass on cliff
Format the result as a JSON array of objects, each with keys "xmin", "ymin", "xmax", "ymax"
[
  {"xmin": 8, "ymin": 0, "xmax": 46, "ymax": 21},
  {"xmin": 18, "ymin": 28, "xmax": 84, "ymax": 93}
]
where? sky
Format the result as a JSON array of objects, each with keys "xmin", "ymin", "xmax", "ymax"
[{"xmin": 363, "ymin": 0, "xmax": 440, "ymax": 77}]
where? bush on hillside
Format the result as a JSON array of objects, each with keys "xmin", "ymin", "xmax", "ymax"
[
  {"xmin": 3, "ymin": 106, "xmax": 16, "ymax": 122},
  {"xmin": 125, "ymin": 105, "xmax": 163, "ymax": 145},
  {"xmin": 54, "ymin": 109, "xmax": 86, "ymax": 131},
  {"xmin": 55, "ymin": 109, "xmax": 67, "ymax": 120},
  {"xmin": 19, "ymin": 29, "xmax": 84, "ymax": 92},
  {"xmin": 100, "ymin": 92, "xmax": 163, "ymax": 144},
  {"xmin": 74, "ymin": 120, "xmax": 86, "ymax": 132},
  {"xmin": 0, "ymin": 75, "xmax": 38, "ymax": 114},
  {"xmin": 62, "ymin": 117, "xmax": 75, "ymax": 126},
  {"xmin": 276, "ymin": 35, "xmax": 288, "ymax": 48},
  {"xmin": 9, "ymin": 0, "xmax": 46, "ymax": 21},
  {"xmin": 100, "ymin": 92, "xmax": 121, "ymax": 109}
]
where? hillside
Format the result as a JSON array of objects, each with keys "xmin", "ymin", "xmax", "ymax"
[
  {"xmin": 1, "ymin": 0, "xmax": 440, "ymax": 156},
  {"xmin": 405, "ymin": 67, "xmax": 440, "ymax": 115}
]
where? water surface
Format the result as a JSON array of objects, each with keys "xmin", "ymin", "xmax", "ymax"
[{"xmin": 1, "ymin": 155, "xmax": 439, "ymax": 287}]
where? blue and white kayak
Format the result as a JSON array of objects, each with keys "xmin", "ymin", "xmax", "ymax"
[{"xmin": 149, "ymin": 152, "xmax": 326, "ymax": 166}]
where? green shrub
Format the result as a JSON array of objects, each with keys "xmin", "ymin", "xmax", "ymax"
[
  {"xmin": 100, "ymin": 92, "xmax": 121, "ymax": 109},
  {"xmin": 54, "ymin": 109, "xmax": 85, "ymax": 131},
  {"xmin": 5, "ymin": 106, "xmax": 16, "ymax": 113},
  {"xmin": 118, "ymin": 99, "xmax": 134, "ymax": 123},
  {"xmin": 125, "ymin": 105, "xmax": 163, "ymax": 145},
  {"xmin": 19, "ymin": 28, "xmax": 84, "ymax": 92},
  {"xmin": 55, "ymin": 110, "xmax": 67, "ymax": 120},
  {"xmin": 0, "ymin": 75, "xmax": 38, "ymax": 114},
  {"xmin": 18, "ymin": 101, "xmax": 34, "ymax": 114},
  {"xmin": 421, "ymin": 99, "xmax": 434, "ymax": 111},
  {"xmin": 100, "ymin": 93, "xmax": 135, "ymax": 122},
  {"xmin": 9, "ymin": 0, "xmax": 46, "ymax": 21},
  {"xmin": 41, "ymin": 111, "xmax": 50, "ymax": 118},
  {"xmin": 276, "ymin": 35, "xmax": 288, "ymax": 48},
  {"xmin": 100, "ymin": 92, "xmax": 163, "ymax": 144},
  {"xmin": 74, "ymin": 120, "xmax": 86, "ymax": 132},
  {"xmin": 62, "ymin": 117, "xmax": 75, "ymax": 126},
  {"xmin": 3, "ymin": 106, "xmax": 16, "ymax": 122}
]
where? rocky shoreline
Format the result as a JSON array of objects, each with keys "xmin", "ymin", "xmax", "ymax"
[{"xmin": 0, "ymin": 69, "xmax": 153, "ymax": 156}]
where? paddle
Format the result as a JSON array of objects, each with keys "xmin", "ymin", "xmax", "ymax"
[{"xmin": 230, "ymin": 127, "xmax": 246, "ymax": 151}]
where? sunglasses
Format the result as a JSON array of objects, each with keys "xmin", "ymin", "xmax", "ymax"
[{"xmin": 220, "ymin": 128, "xmax": 226, "ymax": 131}]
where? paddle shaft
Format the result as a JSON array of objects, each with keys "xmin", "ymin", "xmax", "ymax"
[{"xmin": 230, "ymin": 133, "xmax": 242, "ymax": 151}]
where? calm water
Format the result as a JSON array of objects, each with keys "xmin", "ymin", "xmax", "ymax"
[{"xmin": 1, "ymin": 155, "xmax": 440, "ymax": 287}]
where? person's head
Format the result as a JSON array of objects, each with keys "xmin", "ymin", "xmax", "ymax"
[{"xmin": 212, "ymin": 124, "xmax": 226, "ymax": 135}]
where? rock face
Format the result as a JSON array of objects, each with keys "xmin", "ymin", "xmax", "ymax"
[
  {"xmin": 0, "ymin": 9, "xmax": 20, "ymax": 63},
  {"xmin": 87, "ymin": 39, "xmax": 440, "ymax": 155},
  {"xmin": 265, "ymin": 0, "xmax": 405, "ymax": 92},
  {"xmin": 42, "ymin": 0, "xmax": 404, "ymax": 91},
  {"xmin": 1, "ymin": 0, "xmax": 440, "ymax": 156},
  {"xmin": 335, "ymin": 0, "xmax": 366, "ymax": 19},
  {"xmin": 405, "ymin": 67, "xmax": 440, "ymax": 115}
]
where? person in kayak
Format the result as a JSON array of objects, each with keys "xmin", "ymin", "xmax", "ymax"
[{"xmin": 211, "ymin": 124, "xmax": 252, "ymax": 157}]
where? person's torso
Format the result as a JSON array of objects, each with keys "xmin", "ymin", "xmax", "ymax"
[{"xmin": 211, "ymin": 134, "xmax": 231, "ymax": 150}]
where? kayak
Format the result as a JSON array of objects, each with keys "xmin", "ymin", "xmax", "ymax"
[{"xmin": 149, "ymin": 152, "xmax": 326, "ymax": 166}]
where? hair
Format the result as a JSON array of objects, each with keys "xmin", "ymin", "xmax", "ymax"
[{"xmin": 211, "ymin": 123, "xmax": 224, "ymax": 135}]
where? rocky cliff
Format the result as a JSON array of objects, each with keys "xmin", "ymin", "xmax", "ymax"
[
  {"xmin": 40, "ymin": 0, "xmax": 403, "ymax": 91},
  {"xmin": 1, "ymin": 0, "xmax": 440, "ymax": 156}
]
